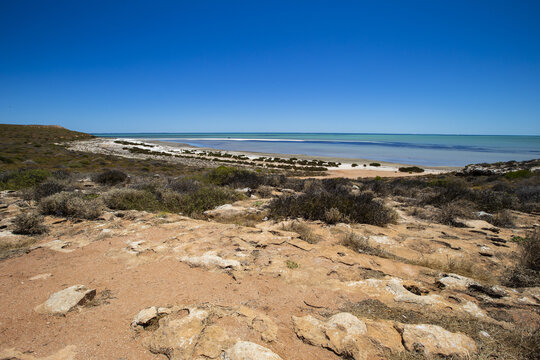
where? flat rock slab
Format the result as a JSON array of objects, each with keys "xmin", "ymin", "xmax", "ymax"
[
  {"xmin": 34, "ymin": 285, "xmax": 96, "ymax": 315},
  {"xmin": 223, "ymin": 341, "xmax": 283, "ymax": 360}
]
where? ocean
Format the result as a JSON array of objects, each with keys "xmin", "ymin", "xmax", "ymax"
[{"xmin": 93, "ymin": 133, "xmax": 540, "ymax": 167}]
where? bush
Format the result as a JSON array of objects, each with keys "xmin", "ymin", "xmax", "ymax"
[
  {"xmin": 256, "ymin": 185, "xmax": 274, "ymax": 198},
  {"xmin": 40, "ymin": 192, "xmax": 103, "ymax": 219},
  {"xmin": 489, "ymin": 210, "xmax": 515, "ymax": 228},
  {"xmin": 33, "ymin": 180, "xmax": 65, "ymax": 200},
  {"xmin": 177, "ymin": 186, "xmax": 241, "ymax": 216},
  {"xmin": 504, "ymin": 169, "xmax": 533, "ymax": 179},
  {"xmin": 0, "ymin": 169, "xmax": 50, "ymax": 190},
  {"xmin": 269, "ymin": 188, "xmax": 397, "ymax": 226},
  {"xmin": 369, "ymin": 163, "xmax": 381, "ymax": 167},
  {"xmin": 398, "ymin": 166, "xmax": 424, "ymax": 173},
  {"xmin": 436, "ymin": 202, "xmax": 472, "ymax": 226},
  {"xmin": 205, "ymin": 166, "xmax": 263, "ymax": 188},
  {"xmin": 94, "ymin": 169, "xmax": 127, "ymax": 185},
  {"xmin": 503, "ymin": 230, "xmax": 540, "ymax": 287},
  {"xmin": 324, "ymin": 207, "xmax": 345, "ymax": 224},
  {"xmin": 167, "ymin": 177, "xmax": 201, "ymax": 193},
  {"xmin": 13, "ymin": 212, "xmax": 47, "ymax": 235},
  {"xmin": 104, "ymin": 189, "xmax": 160, "ymax": 211}
]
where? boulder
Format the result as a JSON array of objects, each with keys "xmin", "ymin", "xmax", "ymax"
[
  {"xmin": 399, "ymin": 324, "xmax": 477, "ymax": 358},
  {"xmin": 34, "ymin": 285, "xmax": 96, "ymax": 315},
  {"xmin": 222, "ymin": 341, "xmax": 282, "ymax": 360},
  {"xmin": 292, "ymin": 313, "xmax": 403, "ymax": 360}
]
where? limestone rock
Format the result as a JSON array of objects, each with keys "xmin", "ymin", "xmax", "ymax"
[
  {"xmin": 437, "ymin": 273, "xmax": 477, "ymax": 290},
  {"xmin": 146, "ymin": 307, "xmax": 209, "ymax": 359},
  {"xmin": 180, "ymin": 251, "xmax": 241, "ymax": 270},
  {"xmin": 0, "ymin": 346, "xmax": 76, "ymax": 360},
  {"xmin": 400, "ymin": 324, "xmax": 477, "ymax": 358},
  {"xmin": 222, "ymin": 341, "xmax": 282, "ymax": 360},
  {"xmin": 29, "ymin": 273, "xmax": 53, "ymax": 281},
  {"xmin": 34, "ymin": 285, "xmax": 96, "ymax": 315},
  {"xmin": 204, "ymin": 204, "xmax": 259, "ymax": 219},
  {"xmin": 292, "ymin": 313, "xmax": 402, "ymax": 360}
]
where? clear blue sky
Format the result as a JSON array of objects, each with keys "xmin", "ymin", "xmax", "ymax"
[{"xmin": 1, "ymin": 1, "xmax": 539, "ymax": 134}]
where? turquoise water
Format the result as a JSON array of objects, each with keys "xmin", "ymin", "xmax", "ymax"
[{"xmin": 94, "ymin": 133, "xmax": 540, "ymax": 167}]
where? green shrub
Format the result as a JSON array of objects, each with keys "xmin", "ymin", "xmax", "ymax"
[
  {"xmin": 398, "ymin": 166, "xmax": 424, "ymax": 173},
  {"xmin": 13, "ymin": 212, "xmax": 47, "ymax": 235},
  {"xmin": 270, "ymin": 188, "xmax": 397, "ymax": 226},
  {"xmin": 504, "ymin": 169, "xmax": 533, "ymax": 179},
  {"xmin": 369, "ymin": 163, "xmax": 381, "ymax": 167},
  {"xmin": 178, "ymin": 186, "xmax": 241, "ymax": 215},
  {"xmin": 40, "ymin": 192, "xmax": 103, "ymax": 219},
  {"xmin": 104, "ymin": 188, "xmax": 160, "ymax": 211},
  {"xmin": 205, "ymin": 166, "xmax": 262, "ymax": 188},
  {"xmin": 94, "ymin": 169, "xmax": 128, "ymax": 185},
  {"xmin": 0, "ymin": 169, "xmax": 50, "ymax": 190},
  {"xmin": 351, "ymin": 163, "xmax": 358, "ymax": 167}
]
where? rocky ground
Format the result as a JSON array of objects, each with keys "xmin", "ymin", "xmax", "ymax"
[{"xmin": 0, "ymin": 186, "xmax": 539, "ymax": 360}]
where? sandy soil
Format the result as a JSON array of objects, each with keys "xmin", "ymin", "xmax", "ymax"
[{"xmin": 1, "ymin": 189, "xmax": 539, "ymax": 360}]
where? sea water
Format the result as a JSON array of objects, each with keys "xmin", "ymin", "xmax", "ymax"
[{"xmin": 93, "ymin": 133, "xmax": 540, "ymax": 167}]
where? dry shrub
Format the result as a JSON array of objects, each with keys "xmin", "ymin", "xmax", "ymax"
[
  {"xmin": 411, "ymin": 256, "xmax": 494, "ymax": 283},
  {"xmin": 324, "ymin": 207, "xmax": 345, "ymax": 224},
  {"xmin": 281, "ymin": 221, "xmax": 320, "ymax": 244},
  {"xmin": 489, "ymin": 210, "xmax": 515, "ymax": 228},
  {"xmin": 40, "ymin": 192, "xmax": 103, "ymax": 219},
  {"xmin": 340, "ymin": 232, "xmax": 393, "ymax": 258},
  {"xmin": 13, "ymin": 212, "xmax": 47, "ymax": 235},
  {"xmin": 503, "ymin": 230, "xmax": 540, "ymax": 287},
  {"xmin": 256, "ymin": 185, "xmax": 274, "ymax": 198}
]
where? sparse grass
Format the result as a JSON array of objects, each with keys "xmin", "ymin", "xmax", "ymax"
[
  {"xmin": 339, "ymin": 231, "xmax": 394, "ymax": 258},
  {"xmin": 281, "ymin": 221, "xmax": 321, "ymax": 244},
  {"xmin": 12, "ymin": 212, "xmax": 48, "ymax": 235},
  {"xmin": 104, "ymin": 188, "xmax": 160, "ymax": 211},
  {"xmin": 0, "ymin": 236, "xmax": 40, "ymax": 260},
  {"xmin": 342, "ymin": 299, "xmax": 540, "ymax": 360},
  {"xmin": 410, "ymin": 256, "xmax": 494, "ymax": 283}
]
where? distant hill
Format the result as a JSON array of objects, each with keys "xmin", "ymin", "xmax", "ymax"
[{"xmin": 0, "ymin": 124, "xmax": 94, "ymax": 143}]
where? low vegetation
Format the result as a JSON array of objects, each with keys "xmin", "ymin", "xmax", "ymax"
[
  {"xmin": 270, "ymin": 184, "xmax": 397, "ymax": 226},
  {"xmin": 39, "ymin": 192, "xmax": 103, "ymax": 219},
  {"xmin": 398, "ymin": 166, "xmax": 424, "ymax": 173},
  {"xmin": 503, "ymin": 230, "xmax": 540, "ymax": 287},
  {"xmin": 12, "ymin": 212, "xmax": 47, "ymax": 235},
  {"xmin": 281, "ymin": 221, "xmax": 320, "ymax": 244}
]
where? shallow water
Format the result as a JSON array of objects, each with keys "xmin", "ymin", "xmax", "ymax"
[{"xmin": 94, "ymin": 133, "xmax": 540, "ymax": 167}]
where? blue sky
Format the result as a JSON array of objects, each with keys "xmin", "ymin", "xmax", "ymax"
[{"xmin": 1, "ymin": 1, "xmax": 539, "ymax": 134}]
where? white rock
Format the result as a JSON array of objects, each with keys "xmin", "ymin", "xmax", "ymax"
[
  {"xmin": 401, "ymin": 324, "xmax": 477, "ymax": 358},
  {"xmin": 34, "ymin": 285, "xmax": 96, "ymax": 315},
  {"xmin": 180, "ymin": 251, "xmax": 241, "ymax": 270},
  {"xmin": 222, "ymin": 341, "xmax": 282, "ymax": 360},
  {"xmin": 437, "ymin": 273, "xmax": 477, "ymax": 290}
]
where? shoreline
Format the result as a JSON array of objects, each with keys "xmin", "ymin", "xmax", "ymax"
[
  {"xmin": 146, "ymin": 139, "xmax": 460, "ymax": 177},
  {"xmin": 71, "ymin": 137, "xmax": 460, "ymax": 177}
]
